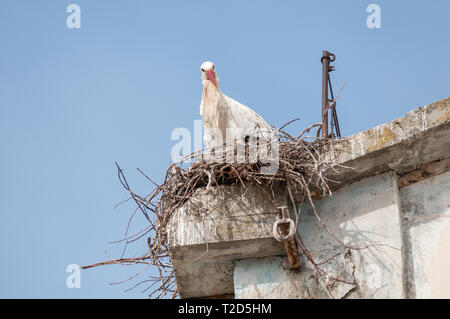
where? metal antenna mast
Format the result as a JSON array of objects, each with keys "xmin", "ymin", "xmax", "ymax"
[{"xmin": 320, "ymin": 50, "xmax": 341, "ymax": 138}]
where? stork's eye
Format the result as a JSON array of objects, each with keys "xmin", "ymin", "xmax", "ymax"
[{"xmin": 201, "ymin": 68, "xmax": 205, "ymax": 72}]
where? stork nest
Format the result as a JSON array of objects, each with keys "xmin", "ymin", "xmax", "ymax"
[{"xmin": 82, "ymin": 122, "xmax": 353, "ymax": 299}]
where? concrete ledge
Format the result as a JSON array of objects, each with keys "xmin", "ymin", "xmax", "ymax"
[
  {"xmin": 324, "ymin": 97, "xmax": 450, "ymax": 188},
  {"xmin": 167, "ymin": 184, "xmax": 287, "ymax": 298}
]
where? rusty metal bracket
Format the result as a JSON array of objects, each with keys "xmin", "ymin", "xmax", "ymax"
[{"xmin": 273, "ymin": 207, "xmax": 301, "ymax": 269}]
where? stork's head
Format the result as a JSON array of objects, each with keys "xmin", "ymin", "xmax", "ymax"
[{"xmin": 200, "ymin": 61, "xmax": 219, "ymax": 88}]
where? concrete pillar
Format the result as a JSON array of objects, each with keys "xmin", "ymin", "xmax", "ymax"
[{"xmin": 400, "ymin": 170, "xmax": 450, "ymax": 298}]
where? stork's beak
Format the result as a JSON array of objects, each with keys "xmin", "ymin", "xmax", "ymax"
[{"xmin": 206, "ymin": 70, "xmax": 218, "ymax": 88}]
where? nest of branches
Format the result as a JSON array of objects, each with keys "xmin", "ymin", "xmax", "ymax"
[{"xmin": 82, "ymin": 120, "xmax": 364, "ymax": 298}]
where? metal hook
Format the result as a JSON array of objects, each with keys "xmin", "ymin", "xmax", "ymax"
[{"xmin": 273, "ymin": 218, "xmax": 295, "ymax": 242}]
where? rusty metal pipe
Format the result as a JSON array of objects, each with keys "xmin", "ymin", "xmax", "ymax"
[{"xmin": 321, "ymin": 50, "xmax": 331, "ymax": 138}]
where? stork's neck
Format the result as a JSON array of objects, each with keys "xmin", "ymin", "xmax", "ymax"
[
  {"xmin": 202, "ymin": 80, "xmax": 221, "ymax": 105},
  {"xmin": 202, "ymin": 78, "xmax": 219, "ymax": 90}
]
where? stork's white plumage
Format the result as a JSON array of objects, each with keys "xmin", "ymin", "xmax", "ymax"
[{"xmin": 199, "ymin": 61, "xmax": 273, "ymax": 149}]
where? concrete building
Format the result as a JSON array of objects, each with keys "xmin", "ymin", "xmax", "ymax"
[{"xmin": 167, "ymin": 97, "xmax": 450, "ymax": 299}]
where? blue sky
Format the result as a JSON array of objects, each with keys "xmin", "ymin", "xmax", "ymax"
[{"xmin": 0, "ymin": 0, "xmax": 448, "ymax": 298}]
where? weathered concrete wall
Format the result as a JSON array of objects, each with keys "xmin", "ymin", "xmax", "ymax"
[
  {"xmin": 234, "ymin": 172, "xmax": 405, "ymax": 299},
  {"xmin": 400, "ymin": 170, "xmax": 450, "ymax": 298},
  {"xmin": 168, "ymin": 97, "xmax": 450, "ymax": 299},
  {"xmin": 234, "ymin": 257, "xmax": 323, "ymax": 299},
  {"xmin": 233, "ymin": 170, "xmax": 450, "ymax": 299},
  {"xmin": 297, "ymin": 172, "xmax": 405, "ymax": 299}
]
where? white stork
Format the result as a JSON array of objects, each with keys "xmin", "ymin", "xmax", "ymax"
[{"xmin": 199, "ymin": 61, "xmax": 274, "ymax": 150}]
